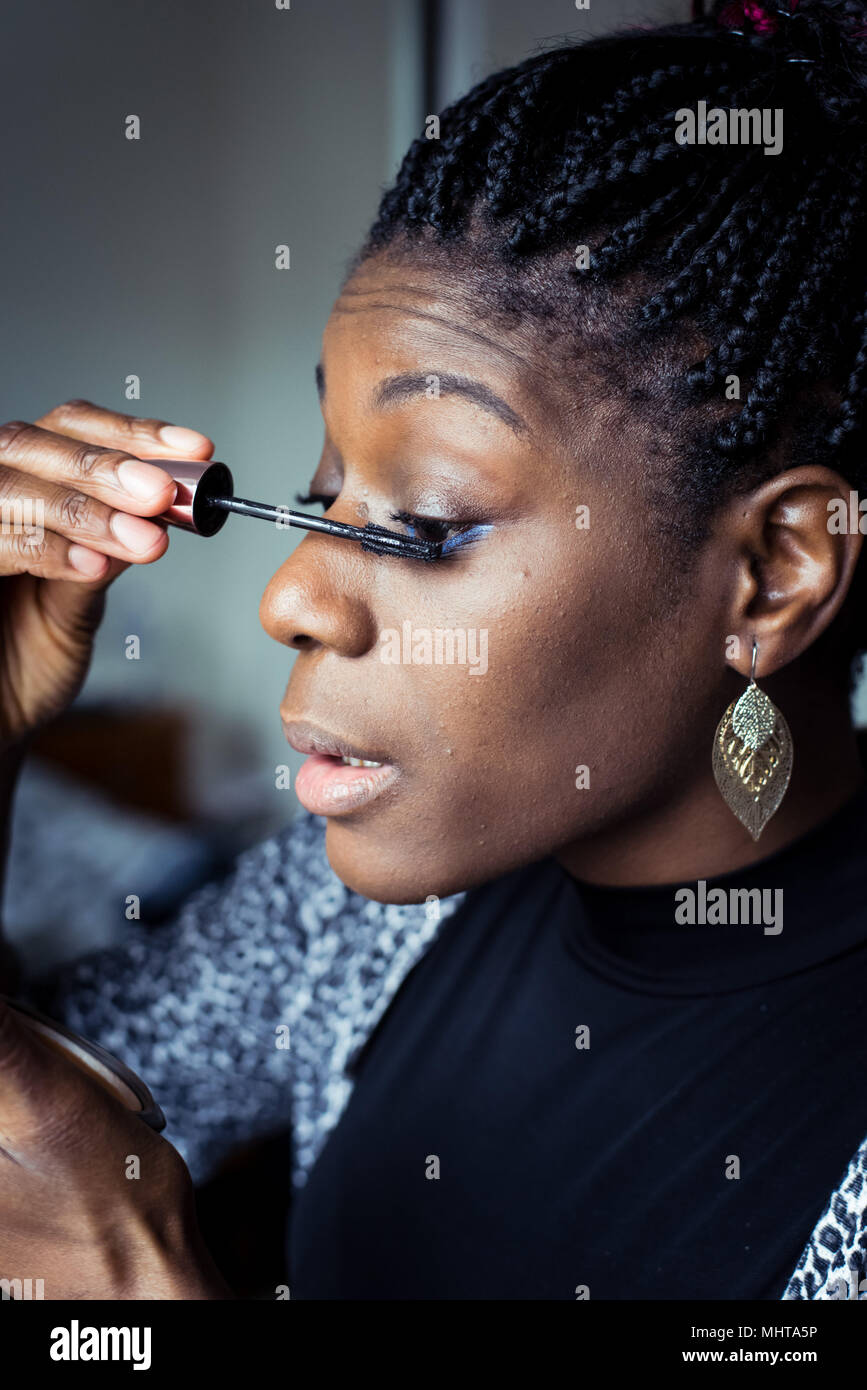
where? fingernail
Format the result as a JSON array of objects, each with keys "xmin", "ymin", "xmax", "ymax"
[
  {"xmin": 159, "ymin": 424, "xmax": 208, "ymax": 452},
  {"xmin": 110, "ymin": 510, "xmax": 164, "ymax": 554},
  {"xmin": 117, "ymin": 458, "xmax": 174, "ymax": 501},
  {"xmin": 69, "ymin": 545, "xmax": 109, "ymax": 576}
]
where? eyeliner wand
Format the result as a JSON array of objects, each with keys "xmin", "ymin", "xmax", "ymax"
[
  {"xmin": 155, "ymin": 458, "xmax": 441, "ymax": 561},
  {"xmin": 206, "ymin": 494, "xmax": 441, "ymax": 561}
]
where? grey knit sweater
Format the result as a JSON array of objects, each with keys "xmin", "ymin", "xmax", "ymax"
[{"xmin": 28, "ymin": 810, "xmax": 867, "ymax": 1301}]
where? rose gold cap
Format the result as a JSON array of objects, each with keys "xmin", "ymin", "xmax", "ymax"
[{"xmin": 158, "ymin": 459, "xmax": 234, "ymax": 537}]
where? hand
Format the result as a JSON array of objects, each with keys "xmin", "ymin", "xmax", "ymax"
[
  {"xmin": 0, "ymin": 997, "xmax": 231, "ymax": 1299},
  {"xmin": 0, "ymin": 400, "xmax": 213, "ymax": 752}
]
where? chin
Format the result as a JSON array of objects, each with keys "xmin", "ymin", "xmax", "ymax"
[{"xmin": 323, "ymin": 819, "xmax": 479, "ymax": 905}]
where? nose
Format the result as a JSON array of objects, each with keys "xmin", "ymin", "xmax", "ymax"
[{"xmin": 259, "ymin": 531, "xmax": 379, "ymax": 657}]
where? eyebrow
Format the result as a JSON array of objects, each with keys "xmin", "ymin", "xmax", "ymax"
[{"xmin": 315, "ymin": 362, "xmax": 527, "ymax": 436}]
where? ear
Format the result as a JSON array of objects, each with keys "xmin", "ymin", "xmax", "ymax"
[{"xmin": 720, "ymin": 467, "xmax": 862, "ymax": 679}]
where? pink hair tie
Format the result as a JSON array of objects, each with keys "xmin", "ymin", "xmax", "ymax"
[{"xmin": 716, "ymin": 0, "xmax": 798, "ymax": 38}]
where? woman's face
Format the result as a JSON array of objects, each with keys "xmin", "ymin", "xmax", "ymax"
[{"xmin": 259, "ymin": 253, "xmax": 732, "ymax": 902}]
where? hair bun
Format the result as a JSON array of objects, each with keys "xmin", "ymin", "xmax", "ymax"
[{"xmin": 712, "ymin": 0, "xmax": 867, "ymax": 119}]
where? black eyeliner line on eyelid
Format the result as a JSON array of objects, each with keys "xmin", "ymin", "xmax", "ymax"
[
  {"xmin": 292, "ymin": 490, "xmax": 489, "ymax": 558},
  {"xmin": 297, "ymin": 493, "xmax": 463, "ymax": 534}
]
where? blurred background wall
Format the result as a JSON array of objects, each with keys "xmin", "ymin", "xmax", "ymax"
[
  {"xmin": 1, "ymin": 0, "xmax": 692, "ymax": 853},
  {"xmin": 2, "ymin": 0, "xmax": 733, "ymax": 967}
]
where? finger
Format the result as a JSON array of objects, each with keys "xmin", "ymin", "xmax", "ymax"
[
  {"xmin": 35, "ymin": 398, "xmax": 214, "ymax": 460},
  {"xmin": 0, "ymin": 524, "xmax": 116, "ymax": 583},
  {"xmin": 0, "ymin": 468, "xmax": 169, "ymax": 566},
  {"xmin": 0, "ymin": 421, "xmax": 177, "ymax": 518}
]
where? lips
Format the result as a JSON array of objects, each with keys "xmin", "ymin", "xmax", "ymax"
[
  {"xmin": 281, "ymin": 719, "xmax": 393, "ymax": 765},
  {"xmin": 282, "ymin": 718, "xmax": 400, "ymax": 816}
]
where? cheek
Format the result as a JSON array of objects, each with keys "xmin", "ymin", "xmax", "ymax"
[
  {"xmin": 423, "ymin": 613, "xmax": 612, "ymax": 819},
  {"xmin": 392, "ymin": 528, "xmax": 665, "ymax": 824},
  {"xmin": 327, "ymin": 535, "xmax": 678, "ymax": 900}
]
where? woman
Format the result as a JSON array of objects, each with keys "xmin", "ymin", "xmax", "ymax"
[{"xmin": 1, "ymin": 0, "xmax": 866, "ymax": 1300}]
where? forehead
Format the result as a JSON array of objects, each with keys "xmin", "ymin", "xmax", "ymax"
[{"xmin": 321, "ymin": 253, "xmax": 583, "ymax": 443}]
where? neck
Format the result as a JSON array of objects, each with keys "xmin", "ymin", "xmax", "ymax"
[{"xmin": 556, "ymin": 675, "xmax": 864, "ymax": 887}]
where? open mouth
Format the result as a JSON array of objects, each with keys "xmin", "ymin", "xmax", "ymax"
[{"xmin": 281, "ymin": 720, "xmax": 399, "ymax": 816}]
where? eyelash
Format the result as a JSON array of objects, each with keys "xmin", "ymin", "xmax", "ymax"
[{"xmin": 294, "ymin": 492, "xmax": 472, "ymax": 546}]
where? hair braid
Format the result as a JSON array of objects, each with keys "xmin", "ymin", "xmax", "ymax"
[
  {"xmin": 356, "ymin": 0, "xmax": 867, "ymax": 663},
  {"xmin": 687, "ymin": 162, "xmax": 837, "ymax": 390},
  {"xmin": 715, "ymin": 165, "xmax": 867, "ymax": 454}
]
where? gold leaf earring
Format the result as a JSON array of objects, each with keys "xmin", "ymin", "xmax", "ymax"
[{"xmin": 712, "ymin": 637, "xmax": 793, "ymax": 841}]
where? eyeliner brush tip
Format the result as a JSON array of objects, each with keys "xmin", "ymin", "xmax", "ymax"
[{"xmin": 360, "ymin": 523, "xmax": 442, "ymax": 562}]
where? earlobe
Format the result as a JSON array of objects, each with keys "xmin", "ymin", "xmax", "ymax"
[{"xmin": 723, "ymin": 467, "xmax": 863, "ymax": 679}]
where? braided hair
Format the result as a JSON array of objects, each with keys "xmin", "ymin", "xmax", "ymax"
[{"xmin": 352, "ymin": 0, "xmax": 867, "ymax": 673}]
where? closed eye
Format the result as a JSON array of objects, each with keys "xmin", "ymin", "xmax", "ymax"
[
  {"xmin": 387, "ymin": 509, "xmax": 471, "ymax": 546},
  {"xmin": 294, "ymin": 492, "xmax": 475, "ymax": 548}
]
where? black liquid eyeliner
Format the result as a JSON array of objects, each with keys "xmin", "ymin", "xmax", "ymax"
[{"xmin": 156, "ymin": 458, "xmax": 488, "ymax": 562}]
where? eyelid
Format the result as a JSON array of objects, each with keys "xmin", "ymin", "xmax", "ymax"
[
  {"xmin": 389, "ymin": 508, "xmax": 452, "ymax": 542},
  {"xmin": 296, "ymin": 492, "xmax": 466, "ymax": 528},
  {"xmin": 296, "ymin": 491, "xmax": 485, "ymax": 550}
]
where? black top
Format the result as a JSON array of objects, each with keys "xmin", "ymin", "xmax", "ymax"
[{"xmin": 288, "ymin": 784, "xmax": 867, "ymax": 1300}]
